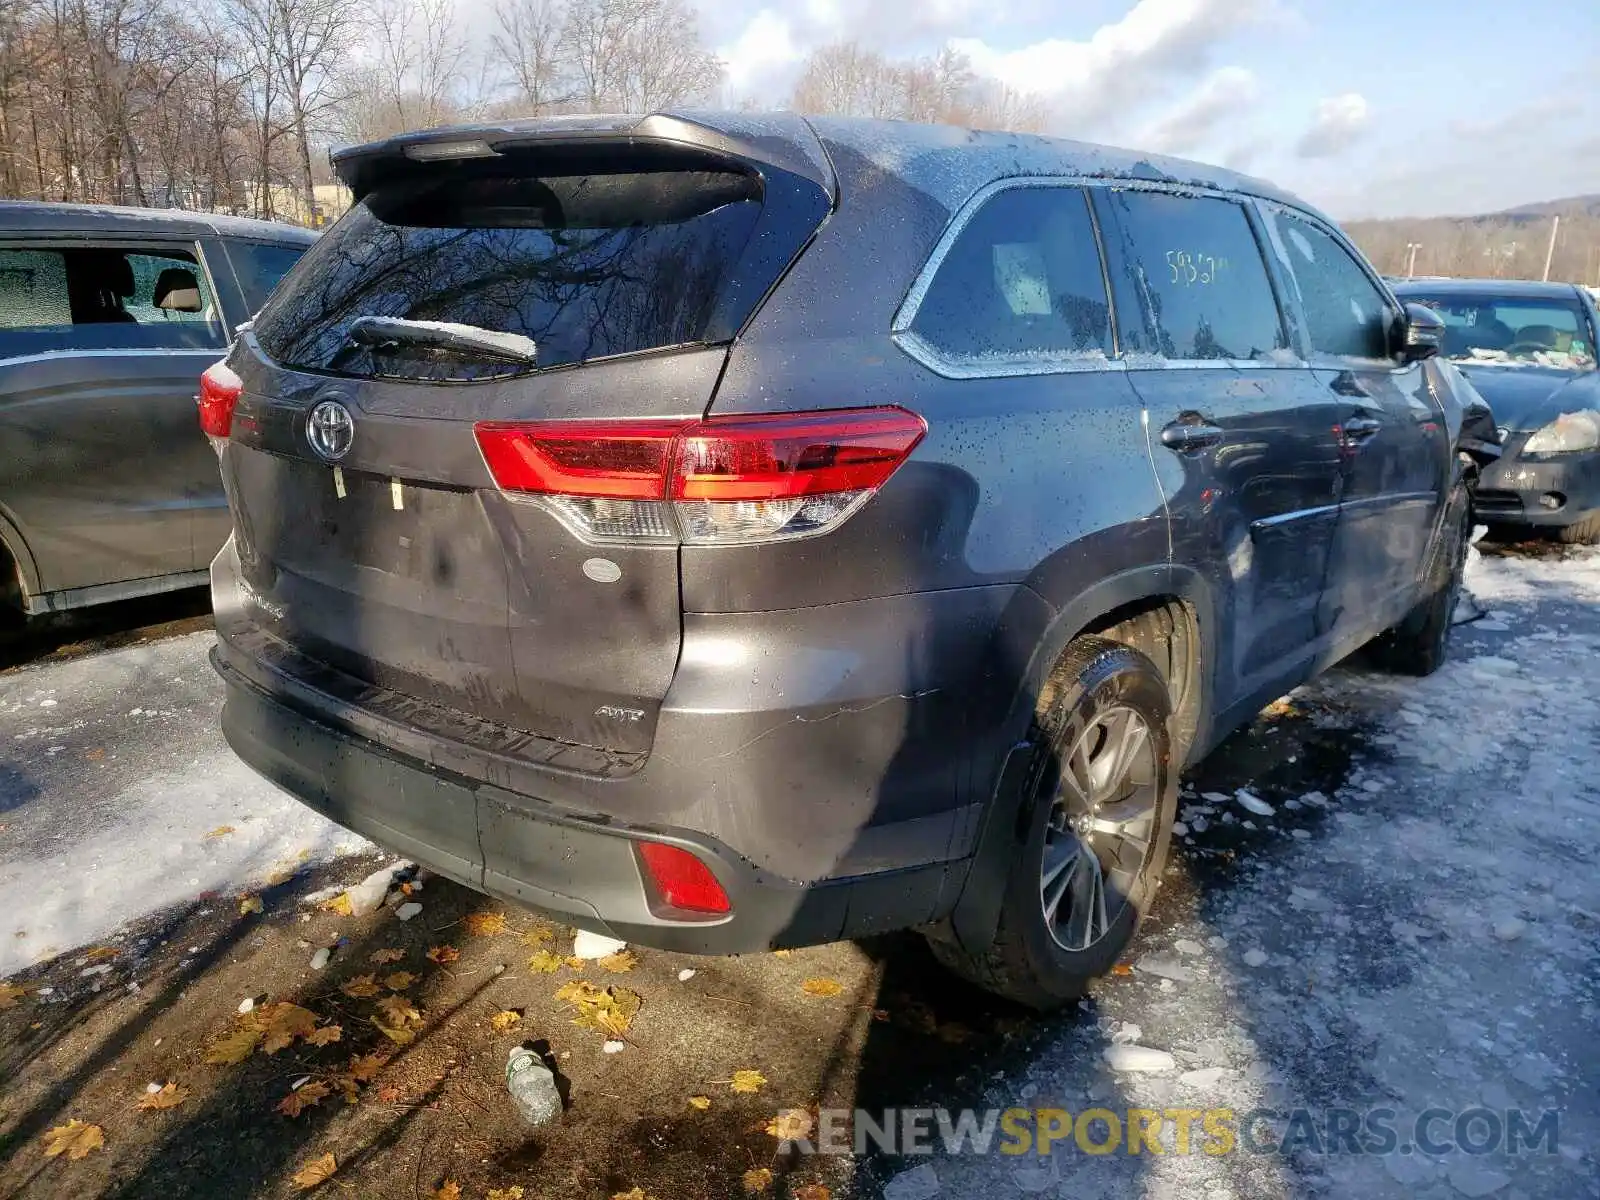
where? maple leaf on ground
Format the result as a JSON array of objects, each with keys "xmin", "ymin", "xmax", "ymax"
[
  {"xmin": 426, "ymin": 945, "xmax": 460, "ymax": 965},
  {"xmin": 369, "ymin": 948, "xmax": 405, "ymax": 965},
  {"xmin": 800, "ymin": 977, "xmax": 843, "ymax": 998},
  {"xmin": 742, "ymin": 1168, "xmax": 774, "ymax": 1194},
  {"xmin": 323, "ymin": 892, "xmax": 355, "ymax": 917},
  {"xmin": 382, "ymin": 971, "xmax": 415, "ymax": 991},
  {"xmin": 373, "ymin": 1018, "xmax": 416, "ymax": 1045},
  {"xmin": 374, "ymin": 1084, "xmax": 404, "ymax": 1103},
  {"xmin": 526, "ymin": 949, "xmax": 564, "ymax": 974},
  {"xmin": 277, "ymin": 1081, "xmax": 331, "ymax": 1118},
  {"xmin": 376, "ymin": 994, "xmax": 422, "ymax": 1025},
  {"xmin": 0, "ymin": 981, "xmax": 29, "ymax": 1009},
  {"xmin": 771, "ymin": 948, "xmax": 793, "ymax": 958},
  {"xmin": 728, "ymin": 1069, "xmax": 767, "ymax": 1095},
  {"xmin": 764, "ymin": 1109, "xmax": 815, "ymax": 1141},
  {"xmin": 433, "ymin": 1182, "xmax": 462, "ymax": 1200},
  {"xmin": 463, "ymin": 911, "xmax": 507, "ymax": 937},
  {"xmin": 597, "ymin": 950, "xmax": 637, "ymax": 973},
  {"xmin": 203, "ymin": 825, "xmax": 235, "ymax": 840},
  {"xmin": 611, "ymin": 1190, "xmax": 649, "ymax": 1200},
  {"xmin": 340, "ymin": 974, "xmax": 382, "ymax": 999},
  {"xmin": 331, "ymin": 1074, "xmax": 361, "ymax": 1105},
  {"xmin": 290, "ymin": 1152, "xmax": 337, "ymax": 1190},
  {"xmin": 305, "ymin": 1024, "xmax": 343, "ymax": 1047},
  {"xmin": 260, "ymin": 1003, "xmax": 318, "ymax": 1054},
  {"xmin": 346, "ymin": 1052, "xmax": 389, "ymax": 1083},
  {"xmin": 205, "ymin": 1027, "xmax": 262, "ymax": 1065},
  {"xmin": 564, "ymin": 955, "xmax": 585, "ymax": 969},
  {"xmin": 489, "ymin": 1010, "xmax": 522, "ymax": 1032},
  {"xmin": 238, "ymin": 894, "xmax": 263, "ymax": 915},
  {"xmin": 687, "ymin": 1095, "xmax": 711, "ymax": 1111},
  {"xmin": 793, "ymin": 1186, "xmax": 831, "ymax": 1200},
  {"xmin": 554, "ymin": 980, "xmax": 641, "ymax": 1037},
  {"xmin": 42, "ymin": 1120, "xmax": 105, "ymax": 1160},
  {"xmin": 519, "ymin": 926, "xmax": 553, "ymax": 946},
  {"xmin": 137, "ymin": 1083, "xmax": 189, "ymax": 1111},
  {"xmin": 486, "ymin": 1188, "xmax": 525, "ymax": 1200}
]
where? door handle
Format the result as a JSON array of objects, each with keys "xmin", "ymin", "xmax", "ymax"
[
  {"xmin": 1343, "ymin": 416, "xmax": 1382, "ymax": 442},
  {"xmin": 1160, "ymin": 419, "xmax": 1224, "ymax": 453}
]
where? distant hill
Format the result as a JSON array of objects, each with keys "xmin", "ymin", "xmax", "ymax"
[{"xmin": 1345, "ymin": 195, "xmax": 1600, "ymax": 284}]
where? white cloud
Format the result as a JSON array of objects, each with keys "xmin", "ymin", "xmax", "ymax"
[
  {"xmin": 1140, "ymin": 65, "xmax": 1259, "ymax": 155},
  {"xmin": 1295, "ymin": 92, "xmax": 1370, "ymax": 158},
  {"xmin": 718, "ymin": 10, "xmax": 807, "ymax": 99}
]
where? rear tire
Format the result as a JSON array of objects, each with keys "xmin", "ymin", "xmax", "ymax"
[
  {"xmin": 1555, "ymin": 512, "xmax": 1600, "ymax": 546},
  {"xmin": 1372, "ymin": 480, "xmax": 1470, "ymax": 676},
  {"xmin": 927, "ymin": 636, "xmax": 1176, "ymax": 1010}
]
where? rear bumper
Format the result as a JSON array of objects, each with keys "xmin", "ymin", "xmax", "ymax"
[
  {"xmin": 218, "ymin": 648, "xmax": 962, "ymax": 953},
  {"xmin": 1475, "ymin": 441, "xmax": 1600, "ymax": 528}
]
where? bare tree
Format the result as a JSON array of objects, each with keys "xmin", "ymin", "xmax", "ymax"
[
  {"xmin": 492, "ymin": 0, "xmax": 568, "ymax": 113},
  {"xmin": 560, "ymin": 0, "xmax": 720, "ymax": 111}
]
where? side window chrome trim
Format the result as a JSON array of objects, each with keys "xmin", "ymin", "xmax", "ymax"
[{"xmin": 0, "ymin": 347, "xmax": 226, "ymax": 367}]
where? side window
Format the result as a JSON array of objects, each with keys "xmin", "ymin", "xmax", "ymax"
[
  {"xmin": 0, "ymin": 245, "xmax": 222, "ymax": 356},
  {"xmin": 225, "ymin": 240, "xmax": 309, "ymax": 313},
  {"xmin": 1100, "ymin": 190, "xmax": 1286, "ymax": 361},
  {"xmin": 1264, "ymin": 209, "xmax": 1391, "ymax": 360},
  {"xmin": 908, "ymin": 186, "xmax": 1112, "ymax": 368}
]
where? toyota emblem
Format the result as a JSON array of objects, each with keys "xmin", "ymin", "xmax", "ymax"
[{"xmin": 307, "ymin": 399, "xmax": 355, "ymax": 461}]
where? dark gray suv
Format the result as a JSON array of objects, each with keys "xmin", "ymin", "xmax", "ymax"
[{"xmin": 207, "ymin": 112, "xmax": 1484, "ymax": 1006}]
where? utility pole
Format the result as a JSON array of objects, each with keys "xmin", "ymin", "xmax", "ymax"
[
  {"xmin": 1405, "ymin": 242, "xmax": 1422, "ymax": 278},
  {"xmin": 1542, "ymin": 214, "xmax": 1560, "ymax": 282}
]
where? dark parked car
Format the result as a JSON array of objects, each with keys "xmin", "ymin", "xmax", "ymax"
[
  {"xmin": 0, "ymin": 203, "xmax": 314, "ymax": 615},
  {"xmin": 207, "ymin": 113, "xmax": 1489, "ymax": 1007},
  {"xmin": 1393, "ymin": 277, "xmax": 1600, "ymax": 544}
]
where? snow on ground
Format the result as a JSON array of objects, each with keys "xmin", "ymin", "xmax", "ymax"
[{"xmin": 0, "ymin": 631, "xmax": 366, "ymax": 977}]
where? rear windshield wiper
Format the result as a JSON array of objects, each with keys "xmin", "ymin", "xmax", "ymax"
[{"xmin": 346, "ymin": 315, "xmax": 538, "ymax": 366}]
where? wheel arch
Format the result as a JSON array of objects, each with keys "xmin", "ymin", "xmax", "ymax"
[{"xmin": 0, "ymin": 508, "xmax": 40, "ymax": 612}]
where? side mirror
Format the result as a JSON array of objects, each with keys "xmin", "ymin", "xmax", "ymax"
[{"xmin": 1399, "ymin": 302, "xmax": 1444, "ymax": 362}]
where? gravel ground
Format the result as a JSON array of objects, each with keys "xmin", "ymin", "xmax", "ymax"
[{"xmin": 1, "ymin": 543, "xmax": 1596, "ymax": 1199}]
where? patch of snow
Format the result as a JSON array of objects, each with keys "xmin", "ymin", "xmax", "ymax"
[
  {"xmin": 395, "ymin": 902, "xmax": 423, "ymax": 922},
  {"xmin": 1102, "ymin": 1044, "xmax": 1176, "ymax": 1073},
  {"xmin": 572, "ymin": 931, "xmax": 627, "ymax": 959},
  {"xmin": 1234, "ymin": 788, "xmax": 1275, "ymax": 816}
]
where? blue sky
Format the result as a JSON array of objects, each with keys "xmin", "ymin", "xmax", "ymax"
[{"xmin": 692, "ymin": 0, "xmax": 1600, "ymax": 219}]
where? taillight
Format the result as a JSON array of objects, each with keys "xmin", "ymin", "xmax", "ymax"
[
  {"xmin": 636, "ymin": 842, "xmax": 731, "ymax": 916},
  {"xmin": 198, "ymin": 360, "xmax": 243, "ymax": 439},
  {"xmin": 474, "ymin": 407, "xmax": 926, "ymax": 545}
]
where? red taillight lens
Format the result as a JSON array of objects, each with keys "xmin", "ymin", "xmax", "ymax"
[
  {"xmin": 197, "ymin": 361, "xmax": 242, "ymax": 438},
  {"xmin": 637, "ymin": 842, "xmax": 731, "ymax": 915},
  {"xmin": 473, "ymin": 407, "xmax": 926, "ymax": 545}
]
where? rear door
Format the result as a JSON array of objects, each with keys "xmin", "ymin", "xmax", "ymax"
[
  {"xmin": 0, "ymin": 238, "xmax": 227, "ymax": 600},
  {"xmin": 219, "ymin": 138, "xmax": 830, "ymax": 758},
  {"xmin": 1095, "ymin": 187, "xmax": 1347, "ymax": 710},
  {"xmin": 1257, "ymin": 205, "xmax": 1448, "ymax": 640}
]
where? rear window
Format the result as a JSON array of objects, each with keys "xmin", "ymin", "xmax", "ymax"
[
  {"xmin": 253, "ymin": 166, "xmax": 763, "ymax": 382},
  {"xmin": 226, "ymin": 240, "xmax": 309, "ymax": 313}
]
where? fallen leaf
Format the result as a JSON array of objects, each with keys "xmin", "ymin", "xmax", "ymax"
[
  {"xmin": 564, "ymin": 955, "xmax": 585, "ymax": 969},
  {"xmin": 433, "ymin": 1182, "xmax": 462, "ymax": 1200},
  {"xmin": 771, "ymin": 949, "xmax": 793, "ymax": 958},
  {"xmin": 340, "ymin": 974, "xmax": 382, "ymax": 999},
  {"xmin": 368, "ymin": 948, "xmax": 405, "ymax": 965},
  {"xmin": 489, "ymin": 1010, "xmax": 523, "ymax": 1032},
  {"xmin": 742, "ymin": 1168, "xmax": 774, "ymax": 1194},
  {"xmin": 346, "ymin": 1052, "xmax": 389, "ymax": 1083},
  {"xmin": 205, "ymin": 1027, "xmax": 262, "ymax": 1065},
  {"xmin": 793, "ymin": 1186, "xmax": 830, "ymax": 1200},
  {"xmin": 42, "ymin": 1119, "xmax": 104, "ymax": 1160},
  {"xmin": 238, "ymin": 894, "xmax": 264, "ymax": 916},
  {"xmin": 204, "ymin": 825, "xmax": 235, "ymax": 840},
  {"xmin": 729, "ymin": 1069, "xmax": 767, "ymax": 1095},
  {"xmin": 277, "ymin": 1080, "xmax": 331, "ymax": 1117},
  {"xmin": 526, "ymin": 949, "xmax": 565, "ymax": 974},
  {"xmin": 374, "ymin": 1084, "xmax": 404, "ymax": 1103},
  {"xmin": 376, "ymin": 995, "xmax": 421, "ymax": 1026},
  {"xmin": 1111, "ymin": 963, "xmax": 1133, "ymax": 977},
  {"xmin": 687, "ymin": 1095, "xmax": 711, "ymax": 1111},
  {"xmin": 265, "ymin": 869, "xmax": 295, "ymax": 886},
  {"xmin": 382, "ymin": 971, "xmax": 415, "ymax": 991},
  {"xmin": 486, "ymin": 1189, "xmax": 525, "ymax": 1200},
  {"xmin": 305, "ymin": 1024, "xmax": 343, "ymax": 1047},
  {"xmin": 291, "ymin": 1151, "xmax": 337, "ymax": 1190},
  {"xmin": 331, "ymin": 1074, "xmax": 361, "ymax": 1105},
  {"xmin": 324, "ymin": 893, "xmax": 354, "ymax": 917},
  {"xmin": 597, "ymin": 950, "xmax": 637, "ymax": 973},
  {"xmin": 764, "ymin": 1109, "xmax": 815, "ymax": 1141},
  {"xmin": 800, "ymin": 977, "xmax": 843, "ymax": 998},
  {"xmin": 463, "ymin": 911, "xmax": 507, "ymax": 937},
  {"xmin": 610, "ymin": 1190, "xmax": 648, "ymax": 1200},
  {"xmin": 137, "ymin": 1083, "xmax": 189, "ymax": 1111},
  {"xmin": 260, "ymin": 1003, "xmax": 318, "ymax": 1054},
  {"xmin": 425, "ymin": 945, "xmax": 459, "ymax": 965},
  {"xmin": 0, "ymin": 981, "xmax": 28, "ymax": 1009},
  {"xmin": 85, "ymin": 747, "xmax": 105, "ymax": 761},
  {"xmin": 554, "ymin": 980, "xmax": 640, "ymax": 1037},
  {"xmin": 519, "ymin": 926, "xmax": 553, "ymax": 946}
]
